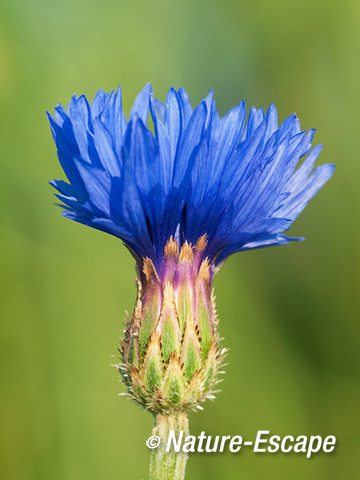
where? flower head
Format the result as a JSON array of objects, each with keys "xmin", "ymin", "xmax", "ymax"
[
  {"xmin": 48, "ymin": 85, "xmax": 334, "ymax": 413},
  {"xmin": 48, "ymin": 84, "xmax": 334, "ymax": 271}
]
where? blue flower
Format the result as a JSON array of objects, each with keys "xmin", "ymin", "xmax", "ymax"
[{"xmin": 48, "ymin": 84, "xmax": 334, "ymax": 268}]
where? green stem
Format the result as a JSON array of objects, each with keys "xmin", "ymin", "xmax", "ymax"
[{"xmin": 149, "ymin": 413, "xmax": 189, "ymax": 480}]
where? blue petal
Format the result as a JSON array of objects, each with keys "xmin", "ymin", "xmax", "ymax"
[
  {"xmin": 164, "ymin": 87, "xmax": 183, "ymax": 165},
  {"xmin": 99, "ymin": 86, "xmax": 127, "ymax": 158},
  {"xmin": 178, "ymin": 87, "xmax": 193, "ymax": 125},
  {"xmin": 129, "ymin": 83, "xmax": 153, "ymax": 125}
]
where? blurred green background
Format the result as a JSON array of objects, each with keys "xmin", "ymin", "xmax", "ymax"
[{"xmin": 1, "ymin": 0, "xmax": 359, "ymax": 479}]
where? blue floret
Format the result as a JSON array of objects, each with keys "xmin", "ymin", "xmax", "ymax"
[{"xmin": 48, "ymin": 84, "xmax": 335, "ymax": 267}]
